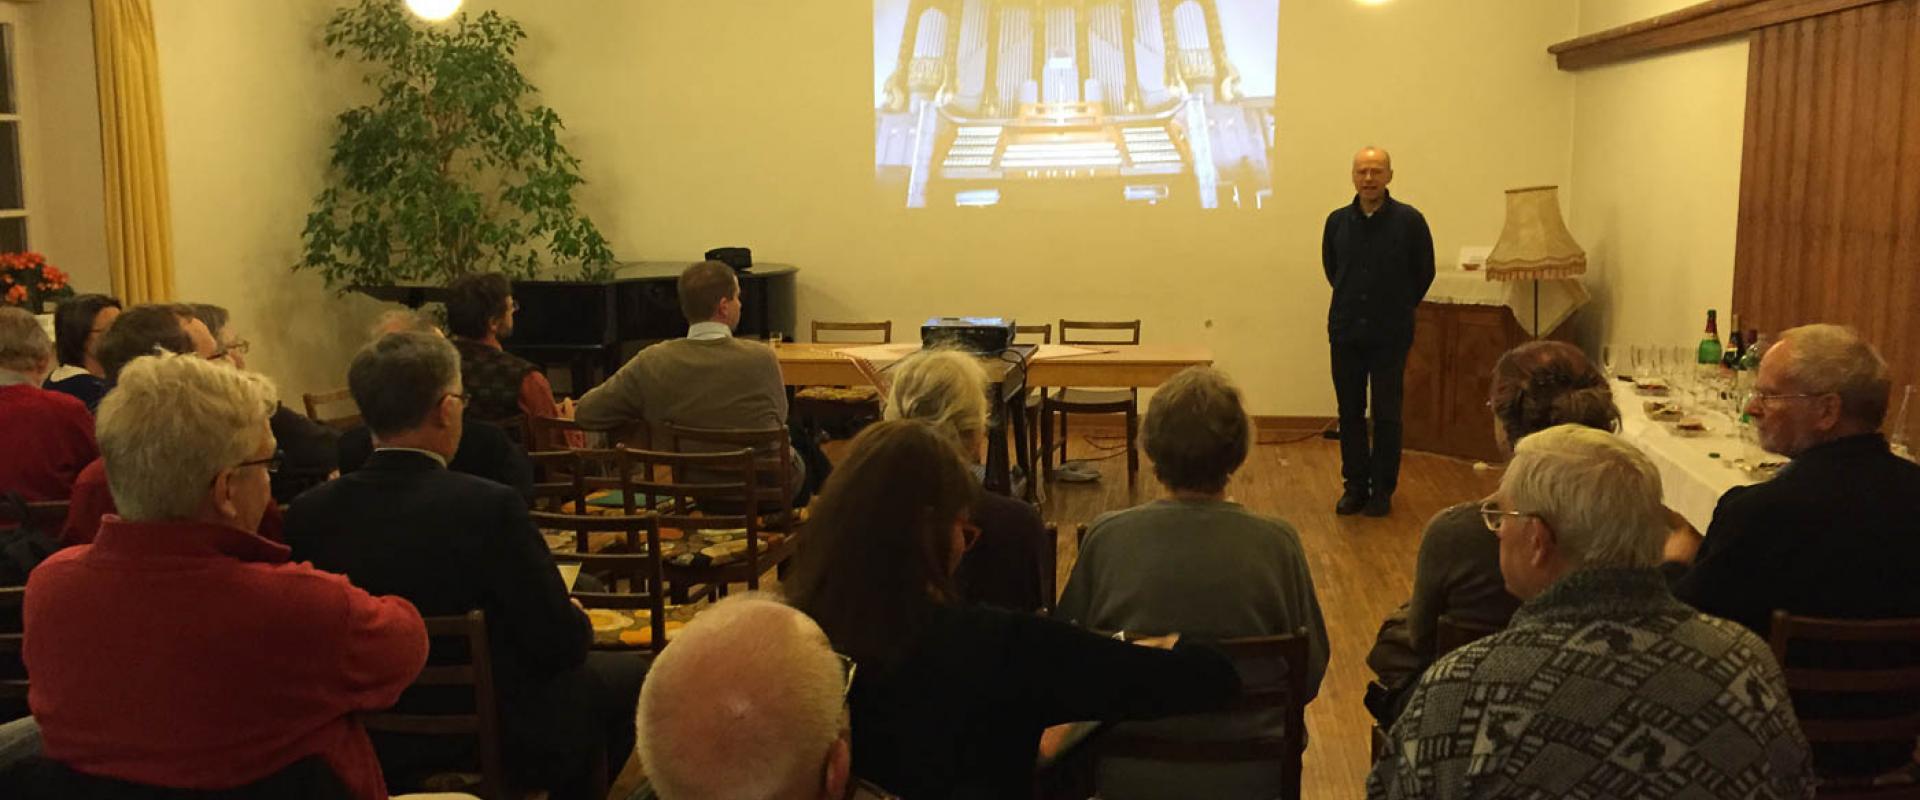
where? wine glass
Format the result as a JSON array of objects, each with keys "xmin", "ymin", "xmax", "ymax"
[
  {"xmin": 1601, "ymin": 344, "xmax": 1619, "ymax": 380},
  {"xmin": 1893, "ymin": 385, "xmax": 1916, "ymax": 462},
  {"xmin": 1630, "ymin": 345, "xmax": 1650, "ymax": 380}
]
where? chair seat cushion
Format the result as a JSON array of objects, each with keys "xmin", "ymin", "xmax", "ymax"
[
  {"xmin": 795, "ymin": 385, "xmax": 880, "ymax": 403},
  {"xmin": 1051, "ymin": 388, "xmax": 1134, "ymax": 406}
]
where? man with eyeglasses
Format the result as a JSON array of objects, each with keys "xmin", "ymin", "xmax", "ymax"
[
  {"xmin": 286, "ymin": 332, "xmax": 644, "ymax": 799},
  {"xmin": 1370, "ymin": 425, "xmax": 1812, "ymax": 799},
  {"xmin": 60, "ymin": 304, "xmax": 296, "ymax": 546},
  {"xmin": 637, "ymin": 594, "xmax": 897, "ymax": 800},
  {"xmin": 1663, "ymin": 324, "xmax": 1920, "ymax": 779},
  {"xmin": 24, "ymin": 352, "xmax": 428, "ymax": 799}
]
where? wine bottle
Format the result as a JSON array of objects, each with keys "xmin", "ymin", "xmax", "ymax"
[
  {"xmin": 1724, "ymin": 327, "xmax": 1745, "ymax": 371},
  {"xmin": 1697, "ymin": 309, "xmax": 1723, "ymax": 367}
]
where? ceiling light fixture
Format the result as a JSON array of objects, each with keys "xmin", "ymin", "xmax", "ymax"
[{"xmin": 405, "ymin": 0, "xmax": 462, "ymax": 23}]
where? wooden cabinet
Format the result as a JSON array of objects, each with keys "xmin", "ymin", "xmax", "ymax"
[{"xmin": 1403, "ymin": 302, "xmax": 1562, "ymax": 463}]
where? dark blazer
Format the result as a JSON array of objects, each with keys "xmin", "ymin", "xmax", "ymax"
[
  {"xmin": 271, "ymin": 404, "xmax": 339, "ymax": 504},
  {"xmin": 1668, "ymin": 434, "xmax": 1920, "ymax": 777},
  {"xmin": 336, "ymin": 418, "xmax": 534, "ymax": 504},
  {"xmin": 1321, "ymin": 190, "xmax": 1435, "ymax": 344},
  {"xmin": 285, "ymin": 451, "xmax": 589, "ymax": 720}
]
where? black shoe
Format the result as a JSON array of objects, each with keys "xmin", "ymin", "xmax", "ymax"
[
  {"xmin": 1336, "ymin": 489, "xmax": 1370, "ymax": 515},
  {"xmin": 1363, "ymin": 495, "xmax": 1393, "ymax": 517}
]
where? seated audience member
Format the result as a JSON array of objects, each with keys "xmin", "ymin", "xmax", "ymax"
[
  {"xmin": 636, "ymin": 594, "xmax": 898, "ymax": 800},
  {"xmin": 576, "ymin": 260, "xmax": 815, "ymax": 499},
  {"xmin": 41, "ymin": 294, "xmax": 119, "ymax": 411},
  {"xmin": 883, "ymin": 348, "xmax": 1049, "ymax": 611},
  {"xmin": 443, "ymin": 272, "xmax": 559, "ymax": 424},
  {"xmin": 24, "ymin": 353, "xmax": 427, "ymax": 800},
  {"xmin": 1055, "ymin": 365, "xmax": 1329, "ymax": 799},
  {"xmin": 1369, "ymin": 425, "xmax": 1813, "ymax": 800},
  {"xmin": 286, "ymin": 332, "xmax": 642, "ymax": 799},
  {"xmin": 1664, "ymin": 323, "xmax": 1920, "ymax": 778},
  {"xmin": 784, "ymin": 420, "xmax": 1240, "ymax": 799},
  {"xmin": 192, "ymin": 303, "xmax": 339, "ymax": 503},
  {"xmin": 337, "ymin": 310, "xmax": 534, "ymax": 501},
  {"xmin": 1365, "ymin": 340, "xmax": 1621, "ymax": 723},
  {"xmin": 0, "ymin": 307, "xmax": 97, "ymax": 501},
  {"xmin": 60, "ymin": 304, "xmax": 289, "ymax": 545}
]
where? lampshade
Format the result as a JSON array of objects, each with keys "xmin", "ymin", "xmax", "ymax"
[{"xmin": 1484, "ymin": 185, "xmax": 1586, "ymax": 282}]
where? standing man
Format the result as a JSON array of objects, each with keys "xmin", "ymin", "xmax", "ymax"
[{"xmin": 1323, "ymin": 146, "xmax": 1434, "ymax": 517}]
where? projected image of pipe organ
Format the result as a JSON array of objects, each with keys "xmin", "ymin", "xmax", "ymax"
[{"xmin": 875, "ymin": 0, "xmax": 1278, "ymax": 210}]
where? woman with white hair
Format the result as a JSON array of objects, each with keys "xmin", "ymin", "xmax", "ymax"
[
  {"xmin": 883, "ymin": 348, "xmax": 1051, "ymax": 611},
  {"xmin": 23, "ymin": 353, "xmax": 427, "ymax": 799},
  {"xmin": 1370, "ymin": 425, "xmax": 1814, "ymax": 799}
]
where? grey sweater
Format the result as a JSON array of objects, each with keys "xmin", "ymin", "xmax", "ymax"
[{"xmin": 1055, "ymin": 499, "xmax": 1330, "ymax": 799}]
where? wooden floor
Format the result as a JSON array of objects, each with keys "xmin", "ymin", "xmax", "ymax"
[{"xmin": 1034, "ymin": 429, "xmax": 1501, "ymax": 800}]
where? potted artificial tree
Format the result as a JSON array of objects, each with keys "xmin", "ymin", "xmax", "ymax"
[{"xmin": 299, "ymin": 0, "xmax": 614, "ymax": 306}]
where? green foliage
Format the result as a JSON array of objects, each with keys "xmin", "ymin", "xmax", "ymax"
[{"xmin": 300, "ymin": 0, "xmax": 615, "ymax": 288}]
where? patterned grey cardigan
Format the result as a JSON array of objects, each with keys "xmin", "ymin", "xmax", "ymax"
[{"xmin": 1368, "ymin": 567, "xmax": 1815, "ymax": 800}]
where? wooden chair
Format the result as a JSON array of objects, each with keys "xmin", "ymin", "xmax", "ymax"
[
  {"xmin": 1014, "ymin": 324, "xmax": 1053, "ymax": 489},
  {"xmin": 1050, "ymin": 630, "xmax": 1313, "ymax": 800},
  {"xmin": 361, "ymin": 611, "xmax": 515, "ymax": 800},
  {"xmin": 662, "ymin": 423, "xmax": 801, "ymax": 538},
  {"xmin": 1041, "ymin": 320, "xmax": 1142, "ymax": 482},
  {"xmin": 531, "ymin": 479, "xmax": 669, "ymax": 654},
  {"xmin": 302, "ymin": 388, "xmax": 362, "ymax": 432},
  {"xmin": 794, "ymin": 321, "xmax": 891, "ymax": 440},
  {"xmin": 1769, "ymin": 610, "xmax": 1920, "ymax": 798},
  {"xmin": 615, "ymin": 444, "xmax": 791, "ymax": 601},
  {"xmin": 526, "ymin": 450, "xmax": 587, "ymax": 515}
]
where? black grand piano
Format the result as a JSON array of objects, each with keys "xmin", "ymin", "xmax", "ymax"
[{"xmin": 359, "ymin": 261, "xmax": 798, "ymax": 393}]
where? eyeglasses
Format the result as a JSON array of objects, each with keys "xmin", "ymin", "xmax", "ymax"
[
  {"xmin": 1746, "ymin": 390, "xmax": 1827, "ymax": 406},
  {"xmin": 225, "ymin": 339, "xmax": 251, "ymax": 356},
  {"xmin": 1478, "ymin": 499, "xmax": 1538, "ymax": 532},
  {"xmin": 835, "ymin": 652, "xmax": 857, "ymax": 697},
  {"xmin": 444, "ymin": 391, "xmax": 472, "ymax": 405},
  {"xmin": 234, "ymin": 451, "xmax": 284, "ymax": 475}
]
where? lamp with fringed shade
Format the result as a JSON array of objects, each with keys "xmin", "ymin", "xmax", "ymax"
[
  {"xmin": 1485, "ymin": 186, "xmax": 1585, "ymax": 281},
  {"xmin": 1485, "ymin": 185, "xmax": 1585, "ymax": 337}
]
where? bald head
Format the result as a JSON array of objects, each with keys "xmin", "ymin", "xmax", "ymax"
[
  {"xmin": 1352, "ymin": 146, "xmax": 1394, "ymax": 206},
  {"xmin": 637, "ymin": 595, "xmax": 851, "ymax": 800}
]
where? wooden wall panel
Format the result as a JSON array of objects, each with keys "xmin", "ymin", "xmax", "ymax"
[{"xmin": 1733, "ymin": 0, "xmax": 1920, "ymax": 407}]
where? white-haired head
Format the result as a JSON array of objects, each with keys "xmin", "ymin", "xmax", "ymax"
[{"xmin": 636, "ymin": 594, "xmax": 851, "ymax": 800}]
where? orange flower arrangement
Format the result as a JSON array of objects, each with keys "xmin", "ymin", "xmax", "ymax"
[{"xmin": 0, "ymin": 251, "xmax": 73, "ymax": 311}]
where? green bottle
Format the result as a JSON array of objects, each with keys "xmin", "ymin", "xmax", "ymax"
[{"xmin": 1696, "ymin": 309, "xmax": 1722, "ymax": 367}]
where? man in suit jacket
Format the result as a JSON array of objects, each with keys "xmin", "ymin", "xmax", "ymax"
[
  {"xmin": 1666, "ymin": 323, "xmax": 1920, "ymax": 777},
  {"xmin": 286, "ymin": 332, "xmax": 645, "ymax": 800}
]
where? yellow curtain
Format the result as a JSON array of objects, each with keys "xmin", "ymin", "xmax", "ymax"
[{"xmin": 92, "ymin": 0, "xmax": 174, "ymax": 303}]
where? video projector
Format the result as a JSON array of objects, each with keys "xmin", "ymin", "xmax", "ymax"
[{"xmin": 920, "ymin": 317, "xmax": 1016, "ymax": 354}]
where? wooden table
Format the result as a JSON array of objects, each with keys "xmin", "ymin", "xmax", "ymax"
[{"xmin": 773, "ymin": 343, "xmax": 1213, "ymax": 499}]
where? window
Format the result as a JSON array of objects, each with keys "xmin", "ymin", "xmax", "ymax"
[{"xmin": 0, "ymin": 23, "xmax": 26, "ymax": 252}]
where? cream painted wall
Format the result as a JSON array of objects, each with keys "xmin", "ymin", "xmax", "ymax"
[
  {"xmin": 449, "ymin": 0, "xmax": 1577, "ymax": 415},
  {"xmin": 21, "ymin": 0, "xmax": 111, "ymax": 295},
  {"xmin": 1567, "ymin": 0, "xmax": 1748, "ymax": 355},
  {"xmin": 150, "ymin": 0, "xmax": 391, "ymax": 400},
  {"xmin": 143, "ymin": 0, "xmax": 1577, "ymax": 410}
]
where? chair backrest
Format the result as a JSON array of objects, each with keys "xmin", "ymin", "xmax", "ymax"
[
  {"xmin": 1086, "ymin": 630, "xmax": 1311, "ymax": 800},
  {"xmin": 527, "ymin": 449, "xmax": 588, "ymax": 515},
  {"xmin": 1769, "ymin": 611, "xmax": 1920, "ymax": 774},
  {"xmin": 0, "ymin": 586, "xmax": 25, "ymax": 702},
  {"xmin": 302, "ymin": 388, "xmax": 362, "ymax": 432},
  {"xmin": 660, "ymin": 423, "xmax": 795, "ymax": 527},
  {"xmin": 360, "ymin": 610, "xmax": 507, "ymax": 800},
  {"xmin": 526, "ymin": 414, "xmax": 591, "ymax": 452},
  {"xmin": 532, "ymin": 508, "xmax": 670, "ymax": 654},
  {"xmin": 1059, "ymin": 319, "xmax": 1141, "ymax": 346},
  {"xmin": 811, "ymin": 320, "xmax": 892, "ymax": 344},
  {"xmin": 1015, "ymin": 324, "xmax": 1053, "ymax": 345},
  {"xmin": 1435, "ymin": 614, "xmax": 1501, "ymax": 655},
  {"xmin": 0, "ymin": 498, "xmax": 68, "ymax": 533}
]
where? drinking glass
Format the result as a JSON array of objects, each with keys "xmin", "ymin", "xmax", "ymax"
[
  {"xmin": 769, "ymin": 331, "xmax": 785, "ymax": 348},
  {"xmin": 1630, "ymin": 345, "xmax": 1650, "ymax": 379},
  {"xmin": 1893, "ymin": 385, "xmax": 1916, "ymax": 461},
  {"xmin": 1601, "ymin": 344, "xmax": 1618, "ymax": 379}
]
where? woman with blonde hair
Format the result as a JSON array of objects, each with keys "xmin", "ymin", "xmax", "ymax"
[{"xmin": 883, "ymin": 348, "xmax": 1050, "ymax": 611}]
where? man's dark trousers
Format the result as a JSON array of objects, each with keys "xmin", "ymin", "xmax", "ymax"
[{"xmin": 1332, "ymin": 334, "xmax": 1410, "ymax": 498}]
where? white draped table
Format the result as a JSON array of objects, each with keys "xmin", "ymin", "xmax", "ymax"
[{"xmin": 1609, "ymin": 380, "xmax": 1767, "ymax": 532}]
